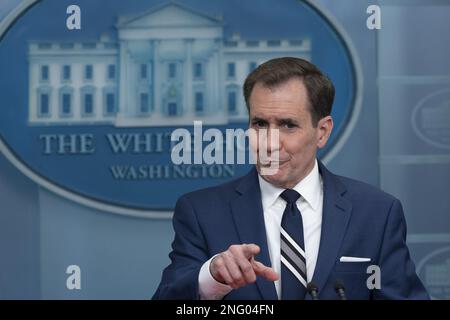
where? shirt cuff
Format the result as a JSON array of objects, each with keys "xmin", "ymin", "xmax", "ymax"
[{"xmin": 198, "ymin": 254, "xmax": 233, "ymax": 300}]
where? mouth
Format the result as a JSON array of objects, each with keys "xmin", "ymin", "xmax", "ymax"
[{"xmin": 260, "ymin": 159, "xmax": 289, "ymax": 168}]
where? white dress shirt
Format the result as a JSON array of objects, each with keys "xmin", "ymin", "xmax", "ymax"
[{"xmin": 199, "ymin": 159, "xmax": 323, "ymax": 300}]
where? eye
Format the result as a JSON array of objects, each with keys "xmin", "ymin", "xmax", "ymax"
[
  {"xmin": 252, "ymin": 120, "xmax": 267, "ymax": 128},
  {"xmin": 282, "ymin": 122, "xmax": 298, "ymax": 129}
]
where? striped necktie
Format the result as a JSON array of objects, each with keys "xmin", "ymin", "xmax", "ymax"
[{"xmin": 280, "ymin": 189, "xmax": 307, "ymax": 299}]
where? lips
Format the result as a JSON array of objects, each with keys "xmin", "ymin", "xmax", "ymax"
[{"xmin": 260, "ymin": 159, "xmax": 289, "ymax": 167}]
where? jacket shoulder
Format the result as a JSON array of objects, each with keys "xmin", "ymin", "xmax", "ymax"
[
  {"xmin": 335, "ymin": 174, "xmax": 398, "ymax": 205},
  {"xmin": 178, "ymin": 171, "xmax": 250, "ymax": 205}
]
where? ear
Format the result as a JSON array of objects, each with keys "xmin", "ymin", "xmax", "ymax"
[{"xmin": 316, "ymin": 116, "xmax": 333, "ymax": 149}]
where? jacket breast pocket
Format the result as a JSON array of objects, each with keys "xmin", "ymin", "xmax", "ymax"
[{"xmin": 334, "ymin": 261, "xmax": 372, "ymax": 273}]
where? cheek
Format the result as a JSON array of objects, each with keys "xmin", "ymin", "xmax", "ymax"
[
  {"xmin": 283, "ymin": 141, "xmax": 304, "ymax": 158},
  {"xmin": 282, "ymin": 134, "xmax": 316, "ymax": 157}
]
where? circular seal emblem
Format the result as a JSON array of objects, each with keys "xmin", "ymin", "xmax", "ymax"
[
  {"xmin": 0, "ymin": 0, "xmax": 361, "ymax": 217},
  {"xmin": 412, "ymin": 89, "xmax": 450, "ymax": 150}
]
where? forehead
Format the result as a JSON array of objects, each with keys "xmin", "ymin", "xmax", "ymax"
[{"xmin": 249, "ymin": 78, "xmax": 310, "ymax": 118}]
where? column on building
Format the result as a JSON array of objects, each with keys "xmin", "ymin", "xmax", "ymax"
[
  {"xmin": 206, "ymin": 52, "xmax": 214, "ymax": 116},
  {"xmin": 153, "ymin": 39, "xmax": 161, "ymax": 117},
  {"xmin": 184, "ymin": 39, "xmax": 193, "ymax": 117},
  {"xmin": 93, "ymin": 62, "xmax": 100, "ymax": 121},
  {"xmin": 119, "ymin": 40, "xmax": 129, "ymax": 118},
  {"xmin": 217, "ymin": 39, "xmax": 225, "ymax": 115},
  {"xmin": 211, "ymin": 50, "xmax": 220, "ymax": 115},
  {"xmin": 129, "ymin": 50, "xmax": 138, "ymax": 117},
  {"xmin": 73, "ymin": 59, "xmax": 81, "ymax": 122}
]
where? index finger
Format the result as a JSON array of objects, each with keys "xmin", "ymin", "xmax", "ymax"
[{"xmin": 252, "ymin": 259, "xmax": 279, "ymax": 282}]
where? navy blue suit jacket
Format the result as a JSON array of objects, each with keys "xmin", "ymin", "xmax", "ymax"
[{"xmin": 153, "ymin": 162, "xmax": 429, "ymax": 300}]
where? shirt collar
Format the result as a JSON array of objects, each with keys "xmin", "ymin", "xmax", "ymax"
[{"xmin": 258, "ymin": 159, "xmax": 322, "ymax": 211}]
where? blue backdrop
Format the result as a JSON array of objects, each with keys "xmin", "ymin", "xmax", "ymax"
[{"xmin": 0, "ymin": 0, "xmax": 449, "ymax": 299}]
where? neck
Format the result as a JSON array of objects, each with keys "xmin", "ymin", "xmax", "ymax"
[{"xmin": 261, "ymin": 158, "xmax": 317, "ymax": 189}]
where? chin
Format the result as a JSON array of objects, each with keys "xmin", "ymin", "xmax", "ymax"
[{"xmin": 260, "ymin": 168, "xmax": 288, "ymax": 186}]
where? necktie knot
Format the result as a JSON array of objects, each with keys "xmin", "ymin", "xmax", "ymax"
[{"xmin": 280, "ymin": 189, "xmax": 300, "ymax": 204}]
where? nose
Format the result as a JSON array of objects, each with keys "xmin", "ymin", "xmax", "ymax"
[{"xmin": 264, "ymin": 127, "xmax": 281, "ymax": 154}]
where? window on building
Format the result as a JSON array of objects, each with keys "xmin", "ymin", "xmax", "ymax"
[
  {"xmin": 62, "ymin": 93, "xmax": 72, "ymax": 115},
  {"xmin": 105, "ymin": 92, "xmax": 116, "ymax": 115},
  {"xmin": 41, "ymin": 65, "xmax": 49, "ymax": 81},
  {"xmin": 63, "ymin": 65, "xmax": 71, "ymax": 81},
  {"xmin": 108, "ymin": 65, "xmax": 115, "ymax": 80},
  {"xmin": 61, "ymin": 43, "xmax": 74, "ymax": 49},
  {"xmin": 168, "ymin": 102, "xmax": 177, "ymax": 116},
  {"xmin": 289, "ymin": 40, "xmax": 303, "ymax": 46},
  {"xmin": 82, "ymin": 43, "xmax": 96, "ymax": 49},
  {"xmin": 85, "ymin": 65, "xmax": 93, "ymax": 80},
  {"xmin": 169, "ymin": 63, "xmax": 176, "ymax": 78},
  {"xmin": 194, "ymin": 63, "xmax": 203, "ymax": 79},
  {"xmin": 195, "ymin": 92, "xmax": 204, "ymax": 113},
  {"xmin": 224, "ymin": 41, "xmax": 238, "ymax": 47},
  {"xmin": 38, "ymin": 43, "xmax": 51, "ymax": 49},
  {"xmin": 249, "ymin": 62, "xmax": 257, "ymax": 72},
  {"xmin": 39, "ymin": 93, "xmax": 50, "ymax": 116},
  {"xmin": 140, "ymin": 64, "xmax": 147, "ymax": 79},
  {"xmin": 267, "ymin": 40, "xmax": 281, "ymax": 47},
  {"xmin": 246, "ymin": 41, "xmax": 259, "ymax": 47},
  {"xmin": 228, "ymin": 91, "xmax": 237, "ymax": 113},
  {"xmin": 104, "ymin": 43, "xmax": 117, "ymax": 49},
  {"xmin": 83, "ymin": 93, "xmax": 94, "ymax": 115},
  {"xmin": 227, "ymin": 63, "xmax": 235, "ymax": 78},
  {"xmin": 140, "ymin": 93, "xmax": 149, "ymax": 113}
]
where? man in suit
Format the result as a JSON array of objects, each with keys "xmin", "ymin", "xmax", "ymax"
[{"xmin": 153, "ymin": 57, "xmax": 429, "ymax": 300}]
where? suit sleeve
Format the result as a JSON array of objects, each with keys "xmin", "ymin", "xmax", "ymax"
[
  {"xmin": 152, "ymin": 195, "xmax": 209, "ymax": 300},
  {"xmin": 373, "ymin": 199, "xmax": 430, "ymax": 300}
]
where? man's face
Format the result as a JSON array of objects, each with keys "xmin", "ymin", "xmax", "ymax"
[{"xmin": 249, "ymin": 78, "xmax": 333, "ymax": 189}]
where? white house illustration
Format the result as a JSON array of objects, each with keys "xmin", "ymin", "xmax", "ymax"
[{"xmin": 28, "ymin": 2, "xmax": 311, "ymax": 127}]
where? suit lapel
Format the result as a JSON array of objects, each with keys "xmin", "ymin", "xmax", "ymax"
[
  {"xmin": 229, "ymin": 162, "xmax": 352, "ymax": 300},
  {"xmin": 311, "ymin": 162, "xmax": 352, "ymax": 296},
  {"xmin": 230, "ymin": 168, "xmax": 278, "ymax": 300}
]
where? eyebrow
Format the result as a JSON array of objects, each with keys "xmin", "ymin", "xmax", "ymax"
[
  {"xmin": 251, "ymin": 116, "xmax": 299, "ymax": 126},
  {"xmin": 250, "ymin": 116, "xmax": 268, "ymax": 123},
  {"xmin": 278, "ymin": 118, "xmax": 299, "ymax": 126}
]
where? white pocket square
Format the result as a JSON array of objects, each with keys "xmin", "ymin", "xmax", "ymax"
[{"xmin": 340, "ymin": 256, "xmax": 371, "ymax": 262}]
